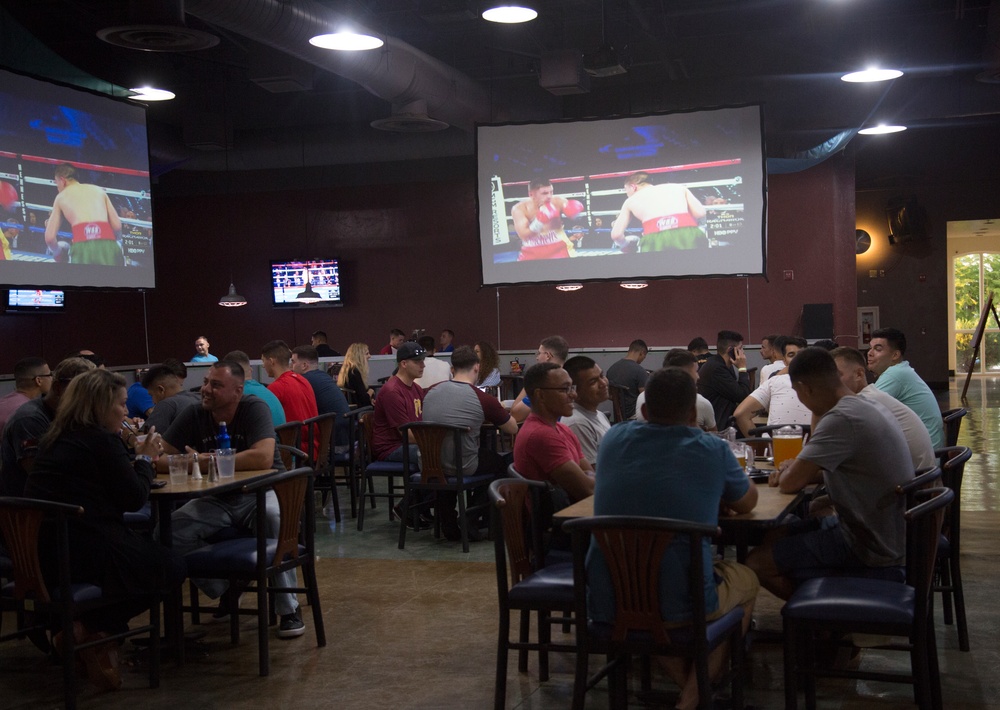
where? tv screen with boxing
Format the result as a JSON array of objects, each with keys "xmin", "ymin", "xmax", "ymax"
[
  {"xmin": 0, "ymin": 67, "xmax": 154, "ymax": 290},
  {"xmin": 270, "ymin": 258, "xmax": 343, "ymax": 308},
  {"xmin": 6, "ymin": 288, "xmax": 65, "ymax": 311},
  {"xmin": 476, "ymin": 105, "xmax": 766, "ymax": 287}
]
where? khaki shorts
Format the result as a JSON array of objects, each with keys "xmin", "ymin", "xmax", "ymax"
[{"xmin": 663, "ymin": 560, "xmax": 758, "ymax": 629}]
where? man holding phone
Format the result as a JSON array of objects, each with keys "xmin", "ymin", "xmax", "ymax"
[{"xmin": 697, "ymin": 330, "xmax": 753, "ymax": 428}]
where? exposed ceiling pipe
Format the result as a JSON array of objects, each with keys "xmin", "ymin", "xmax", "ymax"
[{"xmin": 183, "ymin": 0, "xmax": 494, "ymax": 131}]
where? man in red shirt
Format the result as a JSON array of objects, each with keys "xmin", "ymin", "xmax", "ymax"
[
  {"xmin": 378, "ymin": 329, "xmax": 406, "ymax": 356},
  {"xmin": 261, "ymin": 340, "xmax": 319, "ymax": 454},
  {"xmin": 372, "ymin": 342, "xmax": 426, "ymax": 462}
]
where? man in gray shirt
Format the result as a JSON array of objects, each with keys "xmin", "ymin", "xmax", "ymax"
[
  {"xmin": 561, "ymin": 355, "xmax": 611, "ymax": 467},
  {"xmin": 746, "ymin": 347, "xmax": 914, "ymax": 600},
  {"xmin": 142, "ymin": 360, "xmax": 201, "ymax": 434},
  {"xmin": 606, "ymin": 339, "xmax": 649, "ymax": 420}
]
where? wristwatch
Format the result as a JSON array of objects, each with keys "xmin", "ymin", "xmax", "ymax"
[{"xmin": 135, "ymin": 454, "xmax": 153, "ymax": 464}]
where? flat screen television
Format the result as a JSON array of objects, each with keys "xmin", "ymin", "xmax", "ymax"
[
  {"xmin": 0, "ymin": 66, "xmax": 154, "ymax": 290},
  {"xmin": 6, "ymin": 288, "xmax": 65, "ymax": 311},
  {"xmin": 270, "ymin": 259, "xmax": 342, "ymax": 308},
  {"xmin": 476, "ymin": 105, "xmax": 767, "ymax": 287}
]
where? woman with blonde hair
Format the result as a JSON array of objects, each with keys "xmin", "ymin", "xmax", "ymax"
[
  {"xmin": 26, "ymin": 369, "xmax": 185, "ymax": 692},
  {"xmin": 337, "ymin": 342, "xmax": 374, "ymax": 407}
]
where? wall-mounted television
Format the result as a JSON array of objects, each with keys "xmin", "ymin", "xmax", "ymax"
[
  {"xmin": 0, "ymin": 66, "xmax": 154, "ymax": 290},
  {"xmin": 6, "ymin": 288, "xmax": 65, "ymax": 312},
  {"xmin": 270, "ymin": 259, "xmax": 342, "ymax": 308},
  {"xmin": 476, "ymin": 105, "xmax": 767, "ymax": 287}
]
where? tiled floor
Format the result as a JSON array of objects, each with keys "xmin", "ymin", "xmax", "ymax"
[{"xmin": 2, "ymin": 377, "xmax": 998, "ymax": 708}]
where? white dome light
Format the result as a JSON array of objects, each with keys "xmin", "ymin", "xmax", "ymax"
[
  {"xmin": 129, "ymin": 86, "xmax": 175, "ymax": 101},
  {"xmin": 482, "ymin": 5, "xmax": 538, "ymax": 23},
  {"xmin": 309, "ymin": 32, "xmax": 383, "ymax": 51},
  {"xmin": 841, "ymin": 68, "xmax": 903, "ymax": 83},
  {"xmin": 859, "ymin": 124, "xmax": 907, "ymax": 135}
]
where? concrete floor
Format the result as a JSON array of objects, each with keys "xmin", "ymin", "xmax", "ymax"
[{"xmin": 2, "ymin": 377, "xmax": 998, "ymax": 708}]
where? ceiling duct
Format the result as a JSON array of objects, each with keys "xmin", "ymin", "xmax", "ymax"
[
  {"xmin": 184, "ymin": 0, "xmax": 492, "ymax": 131},
  {"xmin": 977, "ymin": 0, "xmax": 1000, "ymax": 83},
  {"xmin": 371, "ymin": 100, "xmax": 449, "ymax": 132},
  {"xmin": 97, "ymin": 0, "xmax": 219, "ymax": 52}
]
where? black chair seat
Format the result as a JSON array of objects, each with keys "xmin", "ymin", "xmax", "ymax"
[
  {"xmin": 406, "ymin": 471, "xmax": 496, "ymax": 487},
  {"xmin": 367, "ymin": 460, "xmax": 404, "ymax": 473},
  {"xmin": 185, "ymin": 538, "xmax": 306, "ymax": 575},
  {"xmin": 589, "ymin": 605, "xmax": 743, "ymax": 650},
  {"xmin": 937, "ymin": 534, "xmax": 951, "ymax": 557},
  {"xmin": 784, "ymin": 576, "xmax": 915, "ymax": 626},
  {"xmin": 507, "ymin": 563, "xmax": 574, "ymax": 606},
  {"xmin": 787, "ymin": 565, "xmax": 905, "ymax": 583},
  {"xmin": 3, "ymin": 580, "xmax": 103, "ymax": 603}
]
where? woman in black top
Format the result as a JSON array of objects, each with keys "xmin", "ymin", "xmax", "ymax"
[
  {"xmin": 26, "ymin": 369, "xmax": 185, "ymax": 691},
  {"xmin": 337, "ymin": 342, "xmax": 374, "ymax": 408}
]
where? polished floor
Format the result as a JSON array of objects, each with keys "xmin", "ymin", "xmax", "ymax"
[{"xmin": 2, "ymin": 378, "xmax": 998, "ymax": 709}]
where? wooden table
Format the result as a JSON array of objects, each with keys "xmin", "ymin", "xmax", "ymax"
[
  {"xmin": 150, "ymin": 468, "xmax": 277, "ymax": 661},
  {"xmin": 553, "ymin": 480, "xmax": 809, "ymax": 563}
]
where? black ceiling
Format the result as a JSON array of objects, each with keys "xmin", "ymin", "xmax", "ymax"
[{"xmin": 3, "ymin": 0, "xmax": 998, "ymax": 176}]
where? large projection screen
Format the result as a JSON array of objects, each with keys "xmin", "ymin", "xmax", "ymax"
[
  {"xmin": 477, "ymin": 105, "xmax": 766, "ymax": 287},
  {"xmin": 0, "ymin": 67, "xmax": 154, "ymax": 289}
]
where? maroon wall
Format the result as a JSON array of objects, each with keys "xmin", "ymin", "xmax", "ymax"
[{"xmin": 0, "ymin": 154, "xmax": 857, "ymax": 372}]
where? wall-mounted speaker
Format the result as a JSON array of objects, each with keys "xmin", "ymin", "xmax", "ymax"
[{"xmin": 802, "ymin": 303, "xmax": 834, "ymax": 339}]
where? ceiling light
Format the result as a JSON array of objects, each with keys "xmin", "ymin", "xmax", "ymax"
[
  {"xmin": 555, "ymin": 283, "xmax": 583, "ymax": 292},
  {"xmin": 482, "ymin": 4, "xmax": 538, "ymax": 23},
  {"xmin": 859, "ymin": 124, "xmax": 907, "ymax": 135},
  {"xmin": 128, "ymin": 86, "xmax": 175, "ymax": 101},
  {"xmin": 218, "ymin": 282, "xmax": 247, "ymax": 307},
  {"xmin": 840, "ymin": 68, "xmax": 903, "ymax": 83},
  {"xmin": 309, "ymin": 31, "xmax": 383, "ymax": 51},
  {"xmin": 620, "ymin": 281, "xmax": 648, "ymax": 289}
]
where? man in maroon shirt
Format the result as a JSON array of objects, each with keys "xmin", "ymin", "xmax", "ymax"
[
  {"xmin": 378, "ymin": 328, "xmax": 407, "ymax": 356},
  {"xmin": 372, "ymin": 342, "xmax": 426, "ymax": 461},
  {"xmin": 261, "ymin": 340, "xmax": 319, "ymax": 454}
]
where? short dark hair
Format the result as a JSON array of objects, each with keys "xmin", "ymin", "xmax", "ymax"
[
  {"xmin": 663, "ymin": 348, "xmax": 697, "ymax": 369},
  {"xmin": 540, "ymin": 335, "xmax": 569, "ymax": 363},
  {"xmin": 528, "ymin": 178, "xmax": 552, "ymax": 192},
  {"xmin": 142, "ymin": 364, "xmax": 182, "ymax": 389},
  {"xmin": 524, "ymin": 362, "xmax": 561, "ymax": 398},
  {"xmin": 787, "ymin": 347, "xmax": 840, "ymax": 389},
  {"xmin": 213, "ymin": 359, "xmax": 247, "ymax": 381},
  {"xmin": 261, "ymin": 340, "xmax": 291, "ymax": 361},
  {"xmin": 811, "ymin": 339, "xmax": 838, "ymax": 351},
  {"xmin": 563, "ymin": 356, "xmax": 597, "ymax": 385},
  {"xmin": 417, "ymin": 335, "xmax": 436, "ymax": 352},
  {"xmin": 223, "ymin": 350, "xmax": 251, "ymax": 377},
  {"xmin": 292, "ymin": 345, "xmax": 319, "ymax": 364},
  {"xmin": 830, "ymin": 346, "xmax": 867, "ymax": 369},
  {"xmin": 162, "ymin": 358, "xmax": 187, "ymax": 379},
  {"xmin": 441, "ymin": 329, "xmax": 454, "ymax": 338},
  {"xmin": 644, "ymin": 368, "xmax": 697, "ymax": 423},
  {"xmin": 871, "ymin": 327, "xmax": 906, "ymax": 356},
  {"xmin": 450, "ymin": 345, "xmax": 479, "ymax": 371},
  {"xmin": 717, "ymin": 330, "xmax": 744, "ymax": 354},
  {"xmin": 687, "ymin": 337, "xmax": 708, "ymax": 352},
  {"xmin": 389, "ymin": 328, "xmax": 406, "ymax": 338},
  {"xmin": 770, "ymin": 335, "xmax": 788, "ymax": 355},
  {"xmin": 782, "ymin": 336, "xmax": 808, "ymax": 355},
  {"xmin": 13, "ymin": 357, "xmax": 47, "ymax": 385},
  {"xmin": 628, "ymin": 339, "xmax": 648, "ymax": 355},
  {"xmin": 762, "ymin": 334, "xmax": 780, "ymax": 346},
  {"xmin": 311, "ymin": 330, "xmax": 328, "ymax": 340}
]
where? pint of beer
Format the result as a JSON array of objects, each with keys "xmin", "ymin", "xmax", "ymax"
[{"xmin": 773, "ymin": 425, "xmax": 804, "ymax": 468}]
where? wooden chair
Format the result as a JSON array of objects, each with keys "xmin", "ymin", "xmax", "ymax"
[
  {"xmin": 356, "ymin": 411, "xmax": 406, "ymax": 532},
  {"xmin": 274, "ymin": 420, "xmax": 303, "ymax": 471},
  {"xmin": 0, "ymin": 497, "xmax": 161, "ymax": 709},
  {"xmin": 303, "ymin": 412, "xmax": 341, "ymax": 523},
  {"xmin": 489, "ymin": 478, "xmax": 575, "ymax": 710},
  {"xmin": 182, "ymin": 467, "xmax": 325, "ymax": 676},
  {"xmin": 934, "ymin": 445, "xmax": 973, "ymax": 651},
  {"xmin": 563, "ymin": 515, "xmax": 746, "ymax": 710},
  {"xmin": 332, "ymin": 406, "xmax": 372, "ymax": 518},
  {"xmin": 941, "ymin": 407, "xmax": 967, "ymax": 448},
  {"xmin": 608, "ymin": 383, "xmax": 628, "ymax": 422},
  {"xmin": 782, "ymin": 487, "xmax": 953, "ymax": 710}
]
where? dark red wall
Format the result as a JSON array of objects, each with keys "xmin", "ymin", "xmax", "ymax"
[{"xmin": 0, "ymin": 154, "xmax": 858, "ymax": 372}]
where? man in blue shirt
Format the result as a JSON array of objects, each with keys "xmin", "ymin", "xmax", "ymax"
[
  {"xmin": 589, "ymin": 367, "xmax": 758, "ymax": 710},
  {"xmin": 191, "ymin": 335, "xmax": 219, "ymax": 363},
  {"xmin": 291, "ymin": 345, "xmax": 351, "ymax": 448},
  {"xmin": 224, "ymin": 350, "xmax": 286, "ymax": 427}
]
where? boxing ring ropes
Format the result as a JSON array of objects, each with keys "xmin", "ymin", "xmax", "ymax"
[
  {"xmin": 489, "ymin": 159, "xmax": 745, "ymax": 256},
  {"xmin": 1, "ymin": 154, "xmax": 151, "ymax": 261}
]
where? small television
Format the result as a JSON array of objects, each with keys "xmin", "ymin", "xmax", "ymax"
[
  {"xmin": 6, "ymin": 288, "xmax": 65, "ymax": 311},
  {"xmin": 270, "ymin": 259, "xmax": 342, "ymax": 308}
]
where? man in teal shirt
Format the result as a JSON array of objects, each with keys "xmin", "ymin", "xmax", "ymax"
[
  {"xmin": 867, "ymin": 327, "xmax": 945, "ymax": 449},
  {"xmin": 224, "ymin": 350, "xmax": 286, "ymax": 427}
]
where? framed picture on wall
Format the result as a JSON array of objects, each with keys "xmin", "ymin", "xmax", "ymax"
[{"xmin": 858, "ymin": 306, "xmax": 880, "ymax": 346}]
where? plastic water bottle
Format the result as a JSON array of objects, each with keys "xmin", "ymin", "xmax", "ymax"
[{"xmin": 217, "ymin": 421, "xmax": 231, "ymax": 450}]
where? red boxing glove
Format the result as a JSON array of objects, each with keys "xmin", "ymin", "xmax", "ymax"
[
  {"xmin": 536, "ymin": 202, "xmax": 560, "ymax": 223},
  {"xmin": 562, "ymin": 199, "xmax": 584, "ymax": 218},
  {"xmin": 0, "ymin": 181, "xmax": 19, "ymax": 211}
]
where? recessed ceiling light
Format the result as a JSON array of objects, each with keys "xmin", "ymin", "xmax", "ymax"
[
  {"xmin": 555, "ymin": 282, "xmax": 583, "ymax": 292},
  {"xmin": 859, "ymin": 124, "xmax": 907, "ymax": 135},
  {"xmin": 620, "ymin": 281, "xmax": 648, "ymax": 289},
  {"xmin": 309, "ymin": 31, "xmax": 383, "ymax": 51},
  {"xmin": 482, "ymin": 4, "xmax": 538, "ymax": 23},
  {"xmin": 128, "ymin": 86, "xmax": 175, "ymax": 101},
  {"xmin": 841, "ymin": 68, "xmax": 903, "ymax": 83}
]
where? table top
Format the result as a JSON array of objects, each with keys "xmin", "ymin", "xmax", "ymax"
[
  {"xmin": 552, "ymin": 481, "xmax": 806, "ymax": 528},
  {"xmin": 150, "ymin": 468, "xmax": 277, "ymax": 499}
]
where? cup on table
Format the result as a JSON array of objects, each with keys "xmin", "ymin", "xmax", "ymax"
[
  {"xmin": 773, "ymin": 425, "xmax": 804, "ymax": 469},
  {"xmin": 168, "ymin": 453, "xmax": 190, "ymax": 485},
  {"xmin": 729, "ymin": 441, "xmax": 751, "ymax": 472},
  {"xmin": 215, "ymin": 448, "xmax": 236, "ymax": 479}
]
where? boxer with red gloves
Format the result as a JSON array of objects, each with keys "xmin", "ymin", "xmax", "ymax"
[{"xmin": 511, "ymin": 177, "xmax": 585, "ymax": 261}]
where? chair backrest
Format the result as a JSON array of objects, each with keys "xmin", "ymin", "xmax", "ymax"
[
  {"xmin": 275, "ymin": 421, "xmax": 303, "ymax": 470},
  {"xmin": 905, "ymin": 487, "xmax": 954, "ymax": 620},
  {"xmin": 935, "ymin": 446, "xmax": 972, "ymax": 541},
  {"xmin": 338, "ymin": 405, "xmax": 373, "ymax": 467},
  {"xmin": 303, "ymin": 412, "xmax": 337, "ymax": 471},
  {"xmin": 399, "ymin": 422, "xmax": 468, "ymax": 483},
  {"xmin": 489, "ymin": 478, "xmax": 545, "ymax": 592},
  {"xmin": 895, "ymin": 466, "xmax": 942, "ymax": 508},
  {"xmin": 244, "ymin": 467, "xmax": 313, "ymax": 565},
  {"xmin": 360, "ymin": 411, "xmax": 375, "ymax": 458},
  {"xmin": 0, "ymin": 497, "xmax": 83, "ymax": 603},
  {"xmin": 941, "ymin": 408, "xmax": 967, "ymax": 448},
  {"xmin": 608, "ymin": 384, "xmax": 628, "ymax": 423},
  {"xmin": 563, "ymin": 515, "xmax": 719, "ymax": 647}
]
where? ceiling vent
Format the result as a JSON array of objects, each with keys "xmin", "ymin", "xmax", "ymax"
[
  {"xmin": 97, "ymin": 0, "xmax": 219, "ymax": 52},
  {"xmin": 584, "ymin": 43, "xmax": 627, "ymax": 78},
  {"xmin": 371, "ymin": 100, "xmax": 449, "ymax": 132}
]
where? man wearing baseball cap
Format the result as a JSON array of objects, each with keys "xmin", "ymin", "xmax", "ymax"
[{"xmin": 372, "ymin": 342, "xmax": 426, "ymax": 462}]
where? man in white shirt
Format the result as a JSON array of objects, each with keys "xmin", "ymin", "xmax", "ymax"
[
  {"xmin": 561, "ymin": 356, "xmax": 612, "ymax": 467},
  {"xmin": 758, "ymin": 335, "xmax": 787, "ymax": 382},
  {"xmin": 636, "ymin": 349, "xmax": 717, "ymax": 431},
  {"xmin": 414, "ymin": 335, "xmax": 452, "ymax": 389},
  {"xmin": 733, "ymin": 337, "xmax": 810, "ymax": 437}
]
